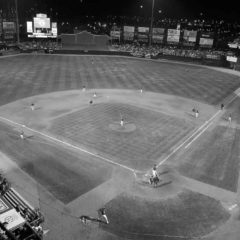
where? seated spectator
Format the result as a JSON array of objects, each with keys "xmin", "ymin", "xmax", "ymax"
[{"xmin": 0, "ymin": 178, "xmax": 9, "ymax": 195}]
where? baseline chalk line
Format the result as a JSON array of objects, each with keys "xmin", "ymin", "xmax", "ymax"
[
  {"xmin": 229, "ymin": 204, "xmax": 238, "ymax": 211},
  {"xmin": 184, "ymin": 122, "xmax": 213, "ymax": 149},
  {"xmin": 157, "ymin": 110, "xmax": 221, "ymax": 167},
  {"xmin": 0, "ymin": 116, "xmax": 135, "ymax": 173}
]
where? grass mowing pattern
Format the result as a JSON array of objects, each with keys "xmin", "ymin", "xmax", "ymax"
[
  {"xmin": 50, "ymin": 103, "xmax": 195, "ymax": 171},
  {"xmin": 0, "ymin": 55, "xmax": 240, "ymax": 106},
  {"xmin": 102, "ymin": 190, "xmax": 230, "ymax": 240},
  {"xmin": 179, "ymin": 126, "xmax": 240, "ymax": 192},
  {"xmin": 0, "ymin": 122, "xmax": 112, "ymax": 203}
]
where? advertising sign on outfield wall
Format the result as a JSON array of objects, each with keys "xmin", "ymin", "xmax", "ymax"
[
  {"xmin": 2, "ymin": 22, "xmax": 16, "ymax": 40},
  {"xmin": 152, "ymin": 28, "xmax": 165, "ymax": 43},
  {"xmin": 27, "ymin": 21, "xmax": 33, "ymax": 33},
  {"xmin": 227, "ymin": 56, "xmax": 238, "ymax": 62},
  {"xmin": 123, "ymin": 26, "xmax": 135, "ymax": 41},
  {"xmin": 137, "ymin": 27, "xmax": 149, "ymax": 42},
  {"xmin": 199, "ymin": 38, "xmax": 214, "ymax": 47},
  {"xmin": 110, "ymin": 27, "xmax": 121, "ymax": 39},
  {"xmin": 167, "ymin": 29, "xmax": 180, "ymax": 44},
  {"xmin": 199, "ymin": 32, "xmax": 214, "ymax": 47},
  {"xmin": 183, "ymin": 30, "xmax": 197, "ymax": 46}
]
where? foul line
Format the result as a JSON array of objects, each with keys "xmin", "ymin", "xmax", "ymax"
[
  {"xmin": 185, "ymin": 89, "xmax": 240, "ymax": 150},
  {"xmin": 0, "ymin": 116, "xmax": 136, "ymax": 174},
  {"xmin": 184, "ymin": 122, "xmax": 214, "ymax": 149},
  {"xmin": 228, "ymin": 204, "xmax": 238, "ymax": 211},
  {"xmin": 156, "ymin": 88, "xmax": 240, "ymax": 168},
  {"xmin": 157, "ymin": 110, "xmax": 221, "ymax": 167}
]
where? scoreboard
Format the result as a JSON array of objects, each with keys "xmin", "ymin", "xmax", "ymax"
[{"xmin": 27, "ymin": 13, "xmax": 57, "ymax": 38}]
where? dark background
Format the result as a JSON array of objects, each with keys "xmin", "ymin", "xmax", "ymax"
[{"xmin": 0, "ymin": 0, "xmax": 239, "ymax": 21}]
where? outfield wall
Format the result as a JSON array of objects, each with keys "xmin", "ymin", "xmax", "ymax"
[
  {"xmin": 52, "ymin": 49, "xmax": 228, "ymax": 68},
  {"xmin": 17, "ymin": 47, "xmax": 237, "ymax": 69},
  {"xmin": 60, "ymin": 31, "xmax": 110, "ymax": 50}
]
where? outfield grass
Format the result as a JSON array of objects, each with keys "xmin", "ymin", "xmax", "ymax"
[{"xmin": 0, "ymin": 55, "xmax": 240, "ymax": 106}]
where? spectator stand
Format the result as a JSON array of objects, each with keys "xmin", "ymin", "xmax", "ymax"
[{"xmin": 0, "ymin": 174, "xmax": 44, "ymax": 240}]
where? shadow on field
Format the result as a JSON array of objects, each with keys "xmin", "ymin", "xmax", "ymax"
[
  {"xmin": 23, "ymin": 135, "xmax": 34, "ymax": 140},
  {"xmin": 185, "ymin": 112, "xmax": 196, "ymax": 118},
  {"xmin": 158, "ymin": 170, "xmax": 169, "ymax": 176},
  {"xmin": 0, "ymin": 122, "xmax": 113, "ymax": 204},
  {"xmin": 102, "ymin": 189, "xmax": 230, "ymax": 240},
  {"xmin": 154, "ymin": 180, "xmax": 172, "ymax": 188}
]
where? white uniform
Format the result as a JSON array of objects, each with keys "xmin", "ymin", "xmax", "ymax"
[
  {"xmin": 120, "ymin": 119, "xmax": 124, "ymax": 127},
  {"xmin": 228, "ymin": 116, "xmax": 232, "ymax": 123},
  {"xmin": 20, "ymin": 131, "xmax": 24, "ymax": 139},
  {"xmin": 152, "ymin": 169, "xmax": 158, "ymax": 178}
]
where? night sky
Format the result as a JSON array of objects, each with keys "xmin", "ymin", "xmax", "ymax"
[{"xmin": 1, "ymin": 0, "xmax": 239, "ymax": 21}]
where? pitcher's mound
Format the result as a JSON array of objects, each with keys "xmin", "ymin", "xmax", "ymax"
[{"xmin": 109, "ymin": 122, "xmax": 136, "ymax": 133}]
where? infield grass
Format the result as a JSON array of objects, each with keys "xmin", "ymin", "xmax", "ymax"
[{"xmin": 49, "ymin": 102, "xmax": 195, "ymax": 171}]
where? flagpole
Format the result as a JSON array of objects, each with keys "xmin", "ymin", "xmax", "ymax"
[
  {"xmin": 149, "ymin": 0, "xmax": 155, "ymax": 46},
  {"xmin": 15, "ymin": 0, "xmax": 20, "ymax": 44}
]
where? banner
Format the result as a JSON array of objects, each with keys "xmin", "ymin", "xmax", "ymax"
[
  {"xmin": 51, "ymin": 22, "xmax": 58, "ymax": 37},
  {"xmin": 152, "ymin": 28, "xmax": 165, "ymax": 43},
  {"xmin": 3, "ymin": 22, "xmax": 15, "ymax": 30},
  {"xmin": 228, "ymin": 43, "xmax": 238, "ymax": 49},
  {"xmin": 199, "ymin": 38, "xmax": 214, "ymax": 47},
  {"xmin": 199, "ymin": 32, "xmax": 214, "ymax": 47},
  {"xmin": 2, "ymin": 22, "xmax": 16, "ymax": 40},
  {"xmin": 110, "ymin": 27, "xmax": 121, "ymax": 39},
  {"xmin": 167, "ymin": 29, "xmax": 180, "ymax": 44},
  {"xmin": 27, "ymin": 21, "xmax": 33, "ymax": 33},
  {"xmin": 227, "ymin": 56, "xmax": 238, "ymax": 62},
  {"xmin": 0, "ymin": 209, "xmax": 25, "ymax": 230},
  {"xmin": 205, "ymin": 54, "xmax": 221, "ymax": 60},
  {"xmin": 137, "ymin": 27, "xmax": 149, "ymax": 42},
  {"xmin": 123, "ymin": 26, "xmax": 134, "ymax": 41},
  {"xmin": 183, "ymin": 30, "xmax": 197, "ymax": 46}
]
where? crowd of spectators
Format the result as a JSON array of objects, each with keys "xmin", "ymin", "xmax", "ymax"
[
  {"xmin": 19, "ymin": 40, "xmax": 60, "ymax": 51},
  {"xmin": 0, "ymin": 173, "xmax": 44, "ymax": 240},
  {"xmin": 111, "ymin": 43, "xmax": 234, "ymax": 60},
  {"xmin": 0, "ymin": 174, "xmax": 10, "ymax": 196}
]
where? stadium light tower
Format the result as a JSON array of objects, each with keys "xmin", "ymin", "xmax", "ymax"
[
  {"xmin": 15, "ymin": 0, "xmax": 20, "ymax": 44},
  {"xmin": 149, "ymin": 0, "xmax": 155, "ymax": 46}
]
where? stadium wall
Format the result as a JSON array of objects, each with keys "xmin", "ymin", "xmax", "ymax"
[
  {"xmin": 60, "ymin": 31, "xmax": 110, "ymax": 50},
  {"xmin": 52, "ymin": 50, "xmax": 228, "ymax": 67}
]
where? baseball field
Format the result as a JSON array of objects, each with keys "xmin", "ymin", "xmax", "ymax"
[{"xmin": 0, "ymin": 54, "xmax": 239, "ymax": 240}]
